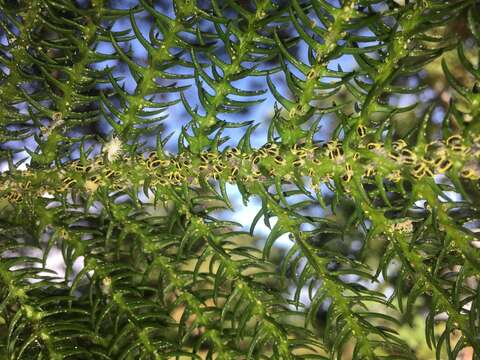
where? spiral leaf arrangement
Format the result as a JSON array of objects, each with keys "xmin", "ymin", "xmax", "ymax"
[{"xmin": 1, "ymin": 0, "xmax": 480, "ymax": 359}]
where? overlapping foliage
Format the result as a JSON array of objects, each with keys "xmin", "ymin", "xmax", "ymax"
[{"xmin": 1, "ymin": 0, "xmax": 480, "ymax": 359}]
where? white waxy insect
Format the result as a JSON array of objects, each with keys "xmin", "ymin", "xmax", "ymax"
[{"xmin": 103, "ymin": 137, "xmax": 123, "ymax": 162}]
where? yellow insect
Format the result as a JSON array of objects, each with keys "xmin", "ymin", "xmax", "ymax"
[
  {"xmin": 84, "ymin": 175, "xmax": 101, "ymax": 192},
  {"xmin": 411, "ymin": 162, "xmax": 433, "ymax": 179},
  {"xmin": 461, "ymin": 168, "xmax": 477, "ymax": 179},
  {"xmin": 224, "ymin": 149, "xmax": 236, "ymax": 159},
  {"xmin": 400, "ymin": 149, "xmax": 417, "ymax": 165},
  {"xmin": 433, "ymin": 157, "xmax": 452, "ymax": 174},
  {"xmin": 450, "ymin": 143, "xmax": 470, "ymax": 155},
  {"xmin": 160, "ymin": 159, "xmax": 171, "ymax": 167},
  {"xmin": 94, "ymin": 157, "xmax": 105, "ymax": 168},
  {"xmin": 274, "ymin": 155, "xmax": 286, "ymax": 165},
  {"xmin": 69, "ymin": 159, "xmax": 80, "ymax": 169},
  {"xmin": 387, "ymin": 151, "xmax": 401, "ymax": 162},
  {"xmin": 298, "ymin": 149, "xmax": 308, "ymax": 159},
  {"xmin": 472, "ymin": 145, "xmax": 480, "ymax": 158},
  {"xmin": 326, "ymin": 140, "xmax": 342, "ymax": 150},
  {"xmin": 356, "ymin": 124, "xmax": 367, "ymax": 137},
  {"xmin": 6, "ymin": 191, "xmax": 22, "ymax": 203},
  {"xmin": 324, "ymin": 172, "xmax": 334, "ymax": 181},
  {"xmin": 111, "ymin": 181, "xmax": 126, "ymax": 191},
  {"xmin": 169, "ymin": 171, "xmax": 185, "ymax": 184},
  {"xmin": 70, "ymin": 160, "xmax": 93, "ymax": 173},
  {"xmin": 230, "ymin": 148, "xmax": 242, "ymax": 157},
  {"xmin": 171, "ymin": 159, "xmax": 182, "ymax": 170},
  {"xmin": 367, "ymin": 142, "xmax": 383, "ymax": 151},
  {"xmin": 461, "ymin": 164, "xmax": 480, "ymax": 180},
  {"xmin": 59, "ymin": 177, "xmax": 77, "ymax": 192},
  {"xmin": 363, "ymin": 165, "xmax": 376, "ymax": 177},
  {"xmin": 19, "ymin": 181, "xmax": 32, "ymax": 190},
  {"xmin": 103, "ymin": 169, "xmax": 119, "ymax": 180},
  {"xmin": 178, "ymin": 155, "xmax": 191, "ymax": 167},
  {"xmin": 291, "ymin": 143, "xmax": 307, "ymax": 158},
  {"xmin": 446, "ymin": 134, "xmax": 462, "ymax": 146},
  {"xmin": 36, "ymin": 186, "xmax": 49, "ymax": 197},
  {"xmin": 156, "ymin": 177, "xmax": 169, "ymax": 186},
  {"xmin": 392, "ymin": 140, "xmax": 408, "ymax": 151},
  {"xmin": 387, "ymin": 170, "xmax": 402, "ymax": 182},
  {"xmin": 293, "ymin": 158, "xmax": 305, "ymax": 167},
  {"xmin": 252, "ymin": 168, "xmax": 262, "ymax": 178},
  {"xmin": 88, "ymin": 175, "xmax": 102, "ymax": 185},
  {"xmin": 307, "ymin": 68, "xmax": 317, "ymax": 80},
  {"xmin": 473, "ymin": 134, "xmax": 480, "ymax": 145},
  {"xmin": 146, "ymin": 152, "xmax": 168, "ymax": 170},
  {"xmin": 342, "ymin": 164, "xmax": 354, "ymax": 182},
  {"xmin": 213, "ymin": 164, "xmax": 225, "ymax": 174},
  {"xmin": 425, "ymin": 140, "xmax": 442, "ymax": 152},
  {"xmin": 445, "ymin": 135, "xmax": 469, "ymax": 154},
  {"xmin": 200, "ymin": 152, "xmax": 210, "ymax": 163},
  {"xmin": 256, "ymin": 148, "xmax": 268, "ymax": 158},
  {"xmin": 263, "ymin": 143, "xmax": 279, "ymax": 156},
  {"xmin": 252, "ymin": 155, "xmax": 262, "ymax": 165},
  {"xmin": 147, "ymin": 158, "xmax": 164, "ymax": 170},
  {"xmin": 206, "ymin": 152, "xmax": 218, "ymax": 160},
  {"xmin": 228, "ymin": 167, "xmax": 240, "ymax": 182},
  {"xmin": 327, "ymin": 146, "xmax": 343, "ymax": 160}
]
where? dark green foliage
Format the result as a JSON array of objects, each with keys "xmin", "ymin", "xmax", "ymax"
[{"xmin": 1, "ymin": 0, "xmax": 480, "ymax": 359}]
